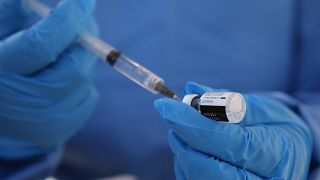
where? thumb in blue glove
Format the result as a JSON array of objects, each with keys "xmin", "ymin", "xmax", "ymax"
[{"xmin": 154, "ymin": 82, "xmax": 312, "ymax": 179}]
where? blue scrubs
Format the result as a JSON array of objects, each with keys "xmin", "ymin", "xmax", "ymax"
[{"xmin": 3, "ymin": 0, "xmax": 320, "ymax": 179}]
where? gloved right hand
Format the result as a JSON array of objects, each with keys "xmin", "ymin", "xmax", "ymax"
[{"xmin": 0, "ymin": 0, "xmax": 99, "ymax": 159}]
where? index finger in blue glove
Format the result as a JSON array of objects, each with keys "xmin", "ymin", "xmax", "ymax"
[
  {"xmin": 0, "ymin": 0, "xmax": 96, "ymax": 75},
  {"xmin": 0, "ymin": 0, "xmax": 30, "ymax": 39},
  {"xmin": 154, "ymin": 98, "xmax": 310, "ymax": 178},
  {"xmin": 169, "ymin": 131, "xmax": 261, "ymax": 180}
]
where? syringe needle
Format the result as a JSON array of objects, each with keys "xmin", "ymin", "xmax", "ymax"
[{"xmin": 25, "ymin": 0, "xmax": 179, "ymax": 99}]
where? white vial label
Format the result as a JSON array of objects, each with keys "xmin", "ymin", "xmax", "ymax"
[
  {"xmin": 183, "ymin": 92, "xmax": 246, "ymax": 123},
  {"xmin": 199, "ymin": 92, "xmax": 233, "ymax": 122}
]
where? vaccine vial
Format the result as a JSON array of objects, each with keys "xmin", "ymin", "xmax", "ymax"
[{"xmin": 182, "ymin": 92, "xmax": 246, "ymax": 123}]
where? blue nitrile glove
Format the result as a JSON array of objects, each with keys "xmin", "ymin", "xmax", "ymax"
[
  {"xmin": 0, "ymin": 0, "xmax": 99, "ymax": 159},
  {"xmin": 154, "ymin": 82, "xmax": 312, "ymax": 179}
]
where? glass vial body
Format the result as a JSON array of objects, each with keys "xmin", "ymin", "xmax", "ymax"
[{"xmin": 182, "ymin": 92, "xmax": 246, "ymax": 123}]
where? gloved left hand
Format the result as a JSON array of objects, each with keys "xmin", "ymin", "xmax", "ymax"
[
  {"xmin": 0, "ymin": 0, "xmax": 99, "ymax": 159},
  {"xmin": 154, "ymin": 82, "xmax": 312, "ymax": 179}
]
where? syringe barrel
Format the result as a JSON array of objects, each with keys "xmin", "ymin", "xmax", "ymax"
[
  {"xmin": 79, "ymin": 34, "xmax": 114, "ymax": 60},
  {"xmin": 25, "ymin": 0, "xmax": 173, "ymax": 96},
  {"xmin": 112, "ymin": 55, "xmax": 163, "ymax": 94},
  {"xmin": 79, "ymin": 35, "xmax": 163, "ymax": 94}
]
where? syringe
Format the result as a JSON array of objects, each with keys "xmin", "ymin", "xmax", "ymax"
[{"xmin": 24, "ymin": 0, "xmax": 179, "ymax": 100}]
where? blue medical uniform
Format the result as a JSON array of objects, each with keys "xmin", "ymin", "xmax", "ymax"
[{"xmin": 2, "ymin": 0, "xmax": 320, "ymax": 179}]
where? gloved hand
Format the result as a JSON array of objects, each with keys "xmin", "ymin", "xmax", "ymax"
[
  {"xmin": 0, "ymin": 0, "xmax": 99, "ymax": 159},
  {"xmin": 154, "ymin": 82, "xmax": 312, "ymax": 179}
]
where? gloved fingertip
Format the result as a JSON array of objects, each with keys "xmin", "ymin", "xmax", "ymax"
[
  {"xmin": 154, "ymin": 98, "xmax": 165, "ymax": 111},
  {"xmin": 154, "ymin": 98, "xmax": 177, "ymax": 118},
  {"xmin": 184, "ymin": 82, "xmax": 230, "ymax": 97},
  {"xmin": 184, "ymin": 81, "xmax": 200, "ymax": 94},
  {"xmin": 185, "ymin": 81, "xmax": 201, "ymax": 87},
  {"xmin": 184, "ymin": 81, "xmax": 213, "ymax": 95}
]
